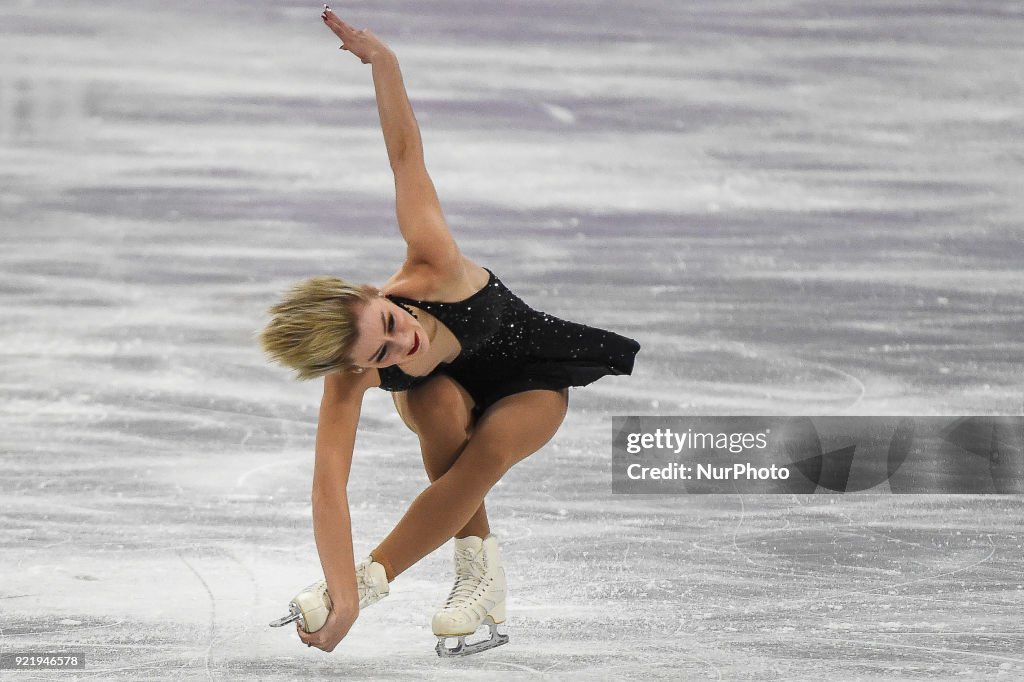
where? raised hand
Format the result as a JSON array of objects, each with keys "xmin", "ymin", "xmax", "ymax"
[{"xmin": 321, "ymin": 5, "xmax": 392, "ymax": 65}]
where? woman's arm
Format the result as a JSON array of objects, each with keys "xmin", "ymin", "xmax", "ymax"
[
  {"xmin": 311, "ymin": 397, "xmax": 360, "ymax": 611},
  {"xmin": 368, "ymin": 50, "xmax": 421, "ymax": 170},
  {"xmin": 306, "ymin": 370, "xmax": 376, "ymax": 647},
  {"xmin": 322, "ymin": 8, "xmax": 460, "ymax": 274}
]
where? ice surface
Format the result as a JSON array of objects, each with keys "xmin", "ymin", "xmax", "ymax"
[{"xmin": 2, "ymin": 0, "xmax": 1023, "ymax": 679}]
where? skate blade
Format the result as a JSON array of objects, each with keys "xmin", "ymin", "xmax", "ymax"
[
  {"xmin": 435, "ymin": 618, "xmax": 509, "ymax": 658},
  {"xmin": 268, "ymin": 604, "xmax": 303, "ymax": 628}
]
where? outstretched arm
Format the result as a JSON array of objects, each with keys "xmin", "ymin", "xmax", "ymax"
[{"xmin": 322, "ymin": 8, "xmax": 460, "ymax": 274}]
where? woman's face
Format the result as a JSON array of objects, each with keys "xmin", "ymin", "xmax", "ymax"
[{"xmin": 348, "ymin": 295, "xmax": 429, "ymax": 369}]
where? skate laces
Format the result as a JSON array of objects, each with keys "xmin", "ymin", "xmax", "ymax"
[
  {"xmin": 356, "ymin": 559, "xmax": 386, "ymax": 606},
  {"xmin": 358, "ymin": 568, "xmax": 377, "ymax": 592},
  {"xmin": 444, "ymin": 547, "xmax": 486, "ymax": 608}
]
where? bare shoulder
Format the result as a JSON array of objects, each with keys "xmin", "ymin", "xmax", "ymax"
[
  {"xmin": 382, "ymin": 255, "xmax": 489, "ymax": 302},
  {"xmin": 323, "ymin": 367, "xmax": 380, "ymax": 404}
]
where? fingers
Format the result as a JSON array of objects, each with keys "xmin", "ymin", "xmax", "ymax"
[
  {"xmin": 329, "ymin": 11, "xmax": 358, "ymax": 35},
  {"xmin": 321, "ymin": 7, "xmax": 357, "ymax": 38},
  {"xmin": 320, "ymin": 7, "xmax": 342, "ymax": 34},
  {"xmin": 321, "ymin": 18, "xmax": 353, "ymax": 48},
  {"xmin": 321, "ymin": 13, "xmax": 344, "ymax": 39},
  {"xmin": 295, "ymin": 623, "xmax": 320, "ymax": 649},
  {"xmin": 320, "ymin": 6, "xmax": 373, "ymax": 60}
]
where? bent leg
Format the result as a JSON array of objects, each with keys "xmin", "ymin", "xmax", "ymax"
[
  {"xmin": 398, "ymin": 375, "xmax": 489, "ymax": 539},
  {"xmin": 372, "ymin": 388, "xmax": 568, "ymax": 580}
]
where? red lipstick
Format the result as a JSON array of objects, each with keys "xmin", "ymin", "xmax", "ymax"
[{"xmin": 408, "ymin": 332, "xmax": 419, "ymax": 356}]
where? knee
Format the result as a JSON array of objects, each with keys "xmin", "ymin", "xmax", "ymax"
[
  {"xmin": 422, "ymin": 438, "xmax": 471, "ymax": 482},
  {"xmin": 461, "ymin": 437, "xmax": 521, "ymax": 481},
  {"xmin": 487, "ymin": 451, "xmax": 518, "ymax": 480},
  {"xmin": 406, "ymin": 376, "xmax": 473, "ymax": 438}
]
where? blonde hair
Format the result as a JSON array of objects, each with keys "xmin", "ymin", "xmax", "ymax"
[{"xmin": 258, "ymin": 276, "xmax": 377, "ymax": 380}]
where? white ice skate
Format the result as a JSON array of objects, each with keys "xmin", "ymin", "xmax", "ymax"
[
  {"xmin": 354, "ymin": 555, "xmax": 390, "ymax": 609},
  {"xmin": 268, "ymin": 578, "xmax": 334, "ymax": 633},
  {"xmin": 433, "ymin": 535, "xmax": 509, "ymax": 657},
  {"xmin": 269, "ymin": 556, "xmax": 389, "ymax": 633}
]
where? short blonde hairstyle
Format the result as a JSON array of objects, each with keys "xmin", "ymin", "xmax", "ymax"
[{"xmin": 259, "ymin": 276, "xmax": 377, "ymax": 380}]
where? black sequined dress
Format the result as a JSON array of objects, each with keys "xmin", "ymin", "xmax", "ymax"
[{"xmin": 377, "ymin": 268, "xmax": 640, "ymax": 418}]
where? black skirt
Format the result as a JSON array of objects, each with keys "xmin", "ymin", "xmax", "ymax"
[{"xmin": 439, "ymin": 310, "xmax": 641, "ymax": 420}]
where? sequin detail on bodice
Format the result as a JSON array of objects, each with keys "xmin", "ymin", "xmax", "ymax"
[
  {"xmin": 377, "ymin": 268, "xmax": 507, "ymax": 392},
  {"xmin": 375, "ymin": 267, "xmax": 639, "ymax": 395}
]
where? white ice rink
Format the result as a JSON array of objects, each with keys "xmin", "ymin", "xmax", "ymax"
[{"xmin": 2, "ymin": 1, "xmax": 1023, "ymax": 679}]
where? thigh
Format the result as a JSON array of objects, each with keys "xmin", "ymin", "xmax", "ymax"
[
  {"xmin": 393, "ymin": 374, "xmax": 477, "ymax": 439},
  {"xmin": 463, "ymin": 388, "xmax": 569, "ymax": 474}
]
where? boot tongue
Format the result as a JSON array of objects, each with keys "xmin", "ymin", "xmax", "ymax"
[
  {"xmin": 367, "ymin": 561, "xmax": 389, "ymax": 591},
  {"xmin": 453, "ymin": 536, "xmax": 485, "ymax": 574},
  {"xmin": 454, "ymin": 536, "xmax": 484, "ymax": 552}
]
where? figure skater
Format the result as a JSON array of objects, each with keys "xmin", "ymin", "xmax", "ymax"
[{"xmin": 260, "ymin": 6, "xmax": 640, "ymax": 656}]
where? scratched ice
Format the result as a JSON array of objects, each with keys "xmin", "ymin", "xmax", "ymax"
[{"xmin": 2, "ymin": 1, "xmax": 1023, "ymax": 680}]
